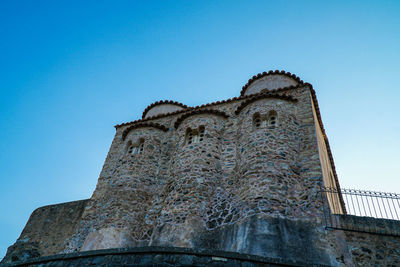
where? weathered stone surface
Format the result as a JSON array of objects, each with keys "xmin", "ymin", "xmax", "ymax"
[
  {"xmin": 152, "ymin": 215, "xmax": 344, "ymax": 266},
  {"xmin": 1, "ymin": 246, "xmax": 330, "ymax": 267},
  {"xmin": 81, "ymin": 227, "xmax": 136, "ymax": 251},
  {"xmin": 1, "ymin": 241, "xmax": 40, "ymax": 264},
  {"xmin": 2, "ymin": 200, "xmax": 88, "ymax": 263},
  {"xmin": 4, "ymin": 71, "xmax": 399, "ymax": 266},
  {"xmin": 338, "ymin": 215, "xmax": 400, "ymax": 267}
]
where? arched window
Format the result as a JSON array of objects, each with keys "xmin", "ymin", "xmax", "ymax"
[
  {"xmin": 128, "ymin": 144, "xmax": 136, "ymax": 154},
  {"xmin": 253, "ymin": 113, "xmax": 262, "ymax": 127},
  {"xmin": 127, "ymin": 141, "xmax": 134, "ymax": 153},
  {"xmin": 186, "ymin": 128, "xmax": 196, "ymax": 144},
  {"xmin": 253, "ymin": 113, "xmax": 268, "ymax": 128},
  {"xmin": 138, "ymin": 139, "xmax": 144, "ymax": 153},
  {"xmin": 268, "ymin": 110, "xmax": 278, "ymax": 127},
  {"xmin": 198, "ymin": 126, "xmax": 205, "ymax": 142},
  {"xmin": 127, "ymin": 138, "xmax": 145, "ymax": 155},
  {"xmin": 186, "ymin": 126, "xmax": 205, "ymax": 145}
]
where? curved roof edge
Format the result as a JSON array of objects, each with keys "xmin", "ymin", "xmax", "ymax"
[
  {"xmin": 115, "ymin": 85, "xmax": 304, "ymax": 128},
  {"xmin": 142, "ymin": 100, "xmax": 189, "ymax": 119},
  {"xmin": 234, "ymin": 93, "xmax": 298, "ymax": 115},
  {"xmin": 240, "ymin": 70, "xmax": 304, "ymax": 96},
  {"xmin": 122, "ymin": 122, "xmax": 169, "ymax": 140},
  {"xmin": 174, "ymin": 109, "xmax": 229, "ymax": 129}
]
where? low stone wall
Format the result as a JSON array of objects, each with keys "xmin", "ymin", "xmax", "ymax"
[
  {"xmin": 2, "ymin": 199, "xmax": 89, "ymax": 263},
  {"xmin": 3, "ymin": 214, "xmax": 347, "ymax": 266},
  {"xmin": 336, "ymin": 215, "xmax": 400, "ymax": 267},
  {"xmin": 2, "ymin": 246, "xmax": 330, "ymax": 267},
  {"xmin": 335, "ymin": 214, "xmax": 400, "ymax": 236}
]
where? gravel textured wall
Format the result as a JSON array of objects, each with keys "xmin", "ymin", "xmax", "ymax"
[
  {"xmin": 3, "ymin": 82, "xmax": 350, "ymax": 266},
  {"xmin": 2, "ymin": 200, "xmax": 88, "ymax": 263},
  {"xmin": 7, "ymin": 72, "xmax": 396, "ymax": 266},
  {"xmin": 338, "ymin": 215, "xmax": 400, "ymax": 267},
  {"xmin": 56, "ymin": 84, "xmax": 347, "ymax": 266}
]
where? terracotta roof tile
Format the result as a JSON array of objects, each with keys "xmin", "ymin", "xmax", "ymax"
[
  {"xmin": 174, "ymin": 109, "xmax": 229, "ymax": 129},
  {"xmin": 142, "ymin": 100, "xmax": 189, "ymax": 119},
  {"xmin": 235, "ymin": 93, "xmax": 298, "ymax": 115},
  {"xmin": 122, "ymin": 122, "xmax": 169, "ymax": 140},
  {"xmin": 115, "ymin": 85, "xmax": 304, "ymax": 129},
  {"xmin": 240, "ymin": 70, "xmax": 304, "ymax": 96}
]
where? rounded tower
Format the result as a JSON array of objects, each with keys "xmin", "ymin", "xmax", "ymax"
[
  {"xmin": 71, "ymin": 123, "xmax": 169, "ymax": 252},
  {"xmin": 235, "ymin": 94, "xmax": 302, "ymax": 219},
  {"xmin": 151, "ymin": 110, "xmax": 228, "ymax": 247},
  {"xmin": 234, "ymin": 71, "xmax": 316, "ymax": 220}
]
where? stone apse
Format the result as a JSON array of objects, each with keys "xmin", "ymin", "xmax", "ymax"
[{"xmin": 4, "ymin": 71, "xmax": 399, "ymax": 267}]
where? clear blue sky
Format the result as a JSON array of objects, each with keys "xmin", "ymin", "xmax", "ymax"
[{"xmin": 1, "ymin": 0, "xmax": 399, "ymax": 259}]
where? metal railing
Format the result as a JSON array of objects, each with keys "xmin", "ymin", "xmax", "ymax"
[{"xmin": 320, "ymin": 187, "xmax": 400, "ymax": 236}]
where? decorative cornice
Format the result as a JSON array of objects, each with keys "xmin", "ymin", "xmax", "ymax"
[
  {"xmin": 122, "ymin": 122, "xmax": 169, "ymax": 141},
  {"xmin": 174, "ymin": 109, "xmax": 229, "ymax": 129},
  {"xmin": 115, "ymin": 85, "xmax": 305, "ymax": 129},
  {"xmin": 234, "ymin": 93, "xmax": 298, "ymax": 115},
  {"xmin": 240, "ymin": 70, "xmax": 304, "ymax": 96},
  {"xmin": 142, "ymin": 100, "xmax": 189, "ymax": 119}
]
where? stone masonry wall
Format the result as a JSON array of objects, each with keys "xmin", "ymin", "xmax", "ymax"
[
  {"xmin": 7, "ymin": 71, "xmax": 400, "ymax": 266},
  {"xmin": 336, "ymin": 215, "xmax": 400, "ymax": 267},
  {"xmin": 57, "ymin": 85, "xmax": 349, "ymax": 266},
  {"xmin": 236, "ymin": 99, "xmax": 303, "ymax": 219},
  {"xmin": 156, "ymin": 115, "xmax": 226, "ymax": 246},
  {"xmin": 2, "ymin": 200, "xmax": 88, "ymax": 263},
  {"xmin": 346, "ymin": 231, "xmax": 400, "ymax": 267},
  {"xmin": 65, "ymin": 127, "xmax": 171, "ymax": 252},
  {"xmin": 4, "ymin": 81, "xmax": 355, "ymax": 266}
]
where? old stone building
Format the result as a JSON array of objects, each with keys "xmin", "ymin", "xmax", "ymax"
[{"xmin": 2, "ymin": 70, "xmax": 400, "ymax": 266}]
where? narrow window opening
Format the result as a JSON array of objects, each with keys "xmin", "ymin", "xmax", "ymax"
[
  {"xmin": 127, "ymin": 138, "xmax": 145, "ymax": 155},
  {"xmin": 253, "ymin": 113, "xmax": 262, "ymax": 128},
  {"xmin": 268, "ymin": 111, "xmax": 278, "ymax": 127},
  {"xmin": 138, "ymin": 142, "xmax": 144, "ymax": 153},
  {"xmin": 186, "ymin": 126, "xmax": 205, "ymax": 145},
  {"xmin": 186, "ymin": 128, "xmax": 195, "ymax": 145},
  {"xmin": 188, "ymin": 132, "xmax": 193, "ymax": 144},
  {"xmin": 269, "ymin": 116, "xmax": 276, "ymax": 125},
  {"xmin": 199, "ymin": 126, "xmax": 205, "ymax": 142},
  {"xmin": 138, "ymin": 138, "xmax": 145, "ymax": 154}
]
